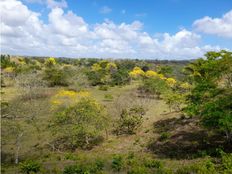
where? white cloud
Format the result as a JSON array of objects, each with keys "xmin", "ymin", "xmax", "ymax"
[
  {"xmin": 46, "ymin": 0, "xmax": 67, "ymax": 8},
  {"xmin": 0, "ymin": 0, "xmax": 226, "ymax": 59},
  {"xmin": 193, "ymin": 10, "xmax": 232, "ymax": 38},
  {"xmin": 48, "ymin": 8, "xmax": 88, "ymax": 37},
  {"xmin": 24, "ymin": 0, "xmax": 67, "ymax": 8},
  {"xmin": 99, "ymin": 6, "xmax": 112, "ymax": 14}
]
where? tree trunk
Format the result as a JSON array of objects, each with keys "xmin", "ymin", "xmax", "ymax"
[
  {"xmin": 15, "ymin": 133, "xmax": 23, "ymax": 164},
  {"xmin": 105, "ymin": 128, "xmax": 109, "ymax": 140},
  {"xmin": 85, "ymin": 135, "xmax": 89, "ymax": 145}
]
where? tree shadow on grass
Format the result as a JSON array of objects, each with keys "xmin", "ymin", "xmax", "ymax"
[{"xmin": 147, "ymin": 116, "xmax": 232, "ymax": 160}]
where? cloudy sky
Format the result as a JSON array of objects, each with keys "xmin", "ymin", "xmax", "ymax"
[{"xmin": 1, "ymin": 0, "xmax": 232, "ymax": 59}]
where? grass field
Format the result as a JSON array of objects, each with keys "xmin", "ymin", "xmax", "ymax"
[{"xmin": 1, "ymin": 80, "xmax": 209, "ymax": 173}]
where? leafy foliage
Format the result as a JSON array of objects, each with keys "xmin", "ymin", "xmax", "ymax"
[
  {"xmin": 50, "ymin": 97, "xmax": 109, "ymax": 150},
  {"xmin": 184, "ymin": 50, "xmax": 232, "ymax": 141},
  {"xmin": 20, "ymin": 160, "xmax": 41, "ymax": 174},
  {"xmin": 115, "ymin": 106, "xmax": 146, "ymax": 134}
]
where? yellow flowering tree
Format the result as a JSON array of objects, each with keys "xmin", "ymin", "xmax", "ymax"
[
  {"xmin": 166, "ymin": 78, "xmax": 177, "ymax": 87},
  {"xmin": 129, "ymin": 67, "xmax": 145, "ymax": 79},
  {"xmin": 145, "ymin": 70, "xmax": 158, "ymax": 78},
  {"xmin": 43, "ymin": 57, "xmax": 70, "ymax": 87},
  {"xmin": 91, "ymin": 63, "xmax": 102, "ymax": 71},
  {"xmin": 50, "ymin": 90, "xmax": 109, "ymax": 150},
  {"xmin": 45, "ymin": 57, "xmax": 56, "ymax": 67},
  {"xmin": 106, "ymin": 62, "xmax": 117, "ymax": 74},
  {"xmin": 3, "ymin": 67, "xmax": 15, "ymax": 73},
  {"xmin": 51, "ymin": 89, "xmax": 90, "ymax": 108},
  {"xmin": 87, "ymin": 61, "xmax": 120, "ymax": 86},
  {"xmin": 180, "ymin": 82, "xmax": 191, "ymax": 90}
]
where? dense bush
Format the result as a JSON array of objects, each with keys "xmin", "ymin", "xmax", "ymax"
[
  {"xmin": 19, "ymin": 160, "xmax": 41, "ymax": 174},
  {"xmin": 1, "ymin": 55, "xmax": 16, "ymax": 69},
  {"xmin": 112, "ymin": 155, "xmax": 124, "ymax": 172},
  {"xmin": 86, "ymin": 60, "xmax": 130, "ymax": 86},
  {"xmin": 115, "ymin": 106, "xmax": 146, "ymax": 134},
  {"xmin": 144, "ymin": 159, "xmax": 163, "ymax": 169},
  {"xmin": 221, "ymin": 152, "xmax": 232, "ymax": 172},
  {"xmin": 176, "ymin": 159, "xmax": 216, "ymax": 174},
  {"xmin": 51, "ymin": 97, "xmax": 109, "ymax": 150},
  {"xmin": 43, "ymin": 67, "xmax": 70, "ymax": 87},
  {"xmin": 139, "ymin": 77, "xmax": 168, "ymax": 98},
  {"xmin": 63, "ymin": 162, "xmax": 104, "ymax": 174},
  {"xmin": 110, "ymin": 68, "xmax": 130, "ymax": 86}
]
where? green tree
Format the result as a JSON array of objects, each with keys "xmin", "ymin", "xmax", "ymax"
[
  {"xmin": 185, "ymin": 50, "xmax": 232, "ymax": 141},
  {"xmin": 43, "ymin": 67, "xmax": 69, "ymax": 87},
  {"xmin": 116, "ymin": 106, "xmax": 145, "ymax": 134},
  {"xmin": 50, "ymin": 98, "xmax": 109, "ymax": 150},
  {"xmin": 158, "ymin": 65, "xmax": 173, "ymax": 76},
  {"xmin": 139, "ymin": 77, "xmax": 169, "ymax": 99}
]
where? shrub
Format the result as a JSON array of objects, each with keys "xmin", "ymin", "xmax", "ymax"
[
  {"xmin": 64, "ymin": 153, "xmax": 79, "ymax": 161},
  {"xmin": 159, "ymin": 132, "xmax": 170, "ymax": 141},
  {"xmin": 128, "ymin": 166, "xmax": 149, "ymax": 174},
  {"xmin": 110, "ymin": 68, "xmax": 130, "ymax": 86},
  {"xmin": 221, "ymin": 153, "xmax": 232, "ymax": 172},
  {"xmin": 116, "ymin": 106, "xmax": 146, "ymax": 134},
  {"xmin": 104, "ymin": 94, "xmax": 113, "ymax": 101},
  {"xmin": 19, "ymin": 160, "xmax": 41, "ymax": 174},
  {"xmin": 112, "ymin": 155, "xmax": 124, "ymax": 172},
  {"xmin": 139, "ymin": 77, "xmax": 169, "ymax": 98},
  {"xmin": 51, "ymin": 98, "xmax": 109, "ymax": 150},
  {"xmin": 98, "ymin": 85, "xmax": 109, "ymax": 91},
  {"xmin": 176, "ymin": 160, "xmax": 216, "ymax": 174},
  {"xmin": 1, "ymin": 55, "xmax": 16, "ymax": 69},
  {"xmin": 94, "ymin": 159, "xmax": 105, "ymax": 171},
  {"xmin": 63, "ymin": 161, "xmax": 104, "ymax": 174},
  {"xmin": 43, "ymin": 67, "xmax": 69, "ymax": 87},
  {"xmin": 144, "ymin": 159, "xmax": 163, "ymax": 169},
  {"xmin": 63, "ymin": 164, "xmax": 88, "ymax": 174}
]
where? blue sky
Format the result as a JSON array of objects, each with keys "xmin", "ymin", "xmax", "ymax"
[{"xmin": 1, "ymin": 0, "xmax": 232, "ymax": 59}]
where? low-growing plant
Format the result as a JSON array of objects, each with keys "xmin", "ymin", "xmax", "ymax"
[
  {"xmin": 115, "ymin": 106, "xmax": 146, "ymax": 134},
  {"xmin": 176, "ymin": 160, "xmax": 216, "ymax": 174},
  {"xmin": 98, "ymin": 85, "xmax": 109, "ymax": 91},
  {"xmin": 104, "ymin": 94, "xmax": 113, "ymax": 101},
  {"xmin": 221, "ymin": 152, "xmax": 232, "ymax": 172},
  {"xmin": 159, "ymin": 132, "xmax": 170, "ymax": 141},
  {"xmin": 112, "ymin": 155, "xmax": 124, "ymax": 172},
  {"xmin": 63, "ymin": 161, "xmax": 104, "ymax": 174},
  {"xmin": 64, "ymin": 153, "xmax": 79, "ymax": 161},
  {"xmin": 144, "ymin": 159, "xmax": 163, "ymax": 169},
  {"xmin": 128, "ymin": 166, "xmax": 149, "ymax": 174},
  {"xmin": 20, "ymin": 160, "xmax": 41, "ymax": 174}
]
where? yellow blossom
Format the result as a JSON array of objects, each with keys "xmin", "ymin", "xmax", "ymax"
[
  {"xmin": 51, "ymin": 90, "xmax": 90, "ymax": 107},
  {"xmin": 129, "ymin": 67, "xmax": 145, "ymax": 78},
  {"xmin": 180, "ymin": 82, "xmax": 191, "ymax": 89},
  {"xmin": 106, "ymin": 62, "xmax": 117, "ymax": 71},
  {"xmin": 45, "ymin": 57, "xmax": 56, "ymax": 66},
  {"xmin": 91, "ymin": 63, "xmax": 102, "ymax": 71},
  {"xmin": 3, "ymin": 67, "xmax": 14, "ymax": 73},
  {"xmin": 57, "ymin": 90, "xmax": 77, "ymax": 97},
  {"xmin": 158, "ymin": 74, "xmax": 166, "ymax": 80},
  {"xmin": 145, "ymin": 70, "xmax": 158, "ymax": 78},
  {"xmin": 166, "ymin": 78, "xmax": 177, "ymax": 86}
]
